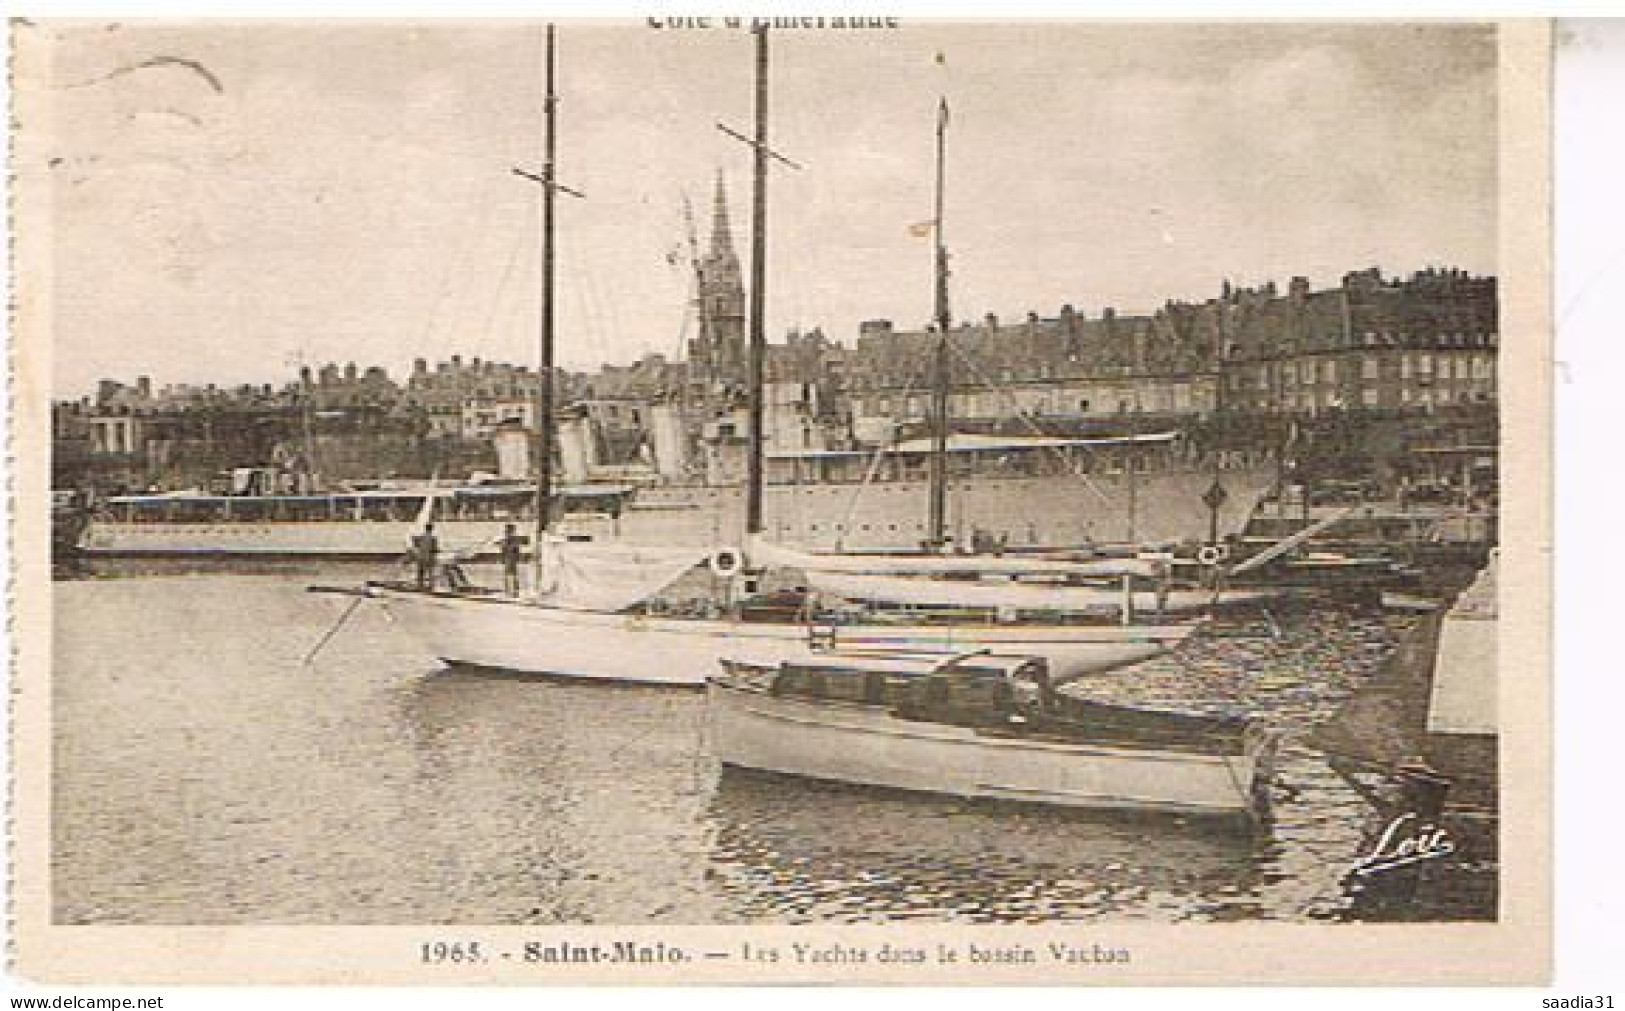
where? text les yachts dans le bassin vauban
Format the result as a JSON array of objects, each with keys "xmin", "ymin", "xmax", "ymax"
[{"xmin": 421, "ymin": 938, "xmax": 1131, "ymax": 968}]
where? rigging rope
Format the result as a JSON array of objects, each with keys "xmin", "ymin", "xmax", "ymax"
[
  {"xmin": 482, "ymin": 218, "xmax": 528, "ymax": 347},
  {"xmin": 943, "ymin": 338, "xmax": 1115, "ymax": 506},
  {"xmin": 417, "ymin": 195, "xmax": 496, "ymax": 352},
  {"xmin": 832, "ymin": 370, "xmax": 925, "ymax": 541}
]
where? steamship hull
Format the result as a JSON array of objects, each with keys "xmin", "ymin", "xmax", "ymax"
[
  {"xmin": 77, "ymin": 465, "xmax": 1274, "ymax": 558},
  {"xmin": 76, "ymin": 515, "xmax": 619, "ymax": 559},
  {"xmin": 631, "ymin": 465, "xmax": 1276, "ymax": 552}
]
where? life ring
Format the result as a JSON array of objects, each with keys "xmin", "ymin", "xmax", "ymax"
[
  {"xmin": 709, "ymin": 549, "xmax": 744, "ymax": 579},
  {"xmin": 1215, "ymin": 542, "xmax": 1232, "ymax": 562},
  {"xmin": 1197, "ymin": 544, "xmax": 1223, "ymax": 566}
]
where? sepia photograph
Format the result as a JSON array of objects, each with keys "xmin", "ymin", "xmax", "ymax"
[{"xmin": 8, "ymin": 15, "xmax": 1550, "ymax": 984}]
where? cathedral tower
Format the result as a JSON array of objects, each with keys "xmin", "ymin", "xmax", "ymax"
[{"xmin": 689, "ymin": 172, "xmax": 747, "ymax": 384}]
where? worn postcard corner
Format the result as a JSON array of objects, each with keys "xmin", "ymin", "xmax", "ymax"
[{"xmin": 8, "ymin": 16, "xmax": 1550, "ymax": 986}]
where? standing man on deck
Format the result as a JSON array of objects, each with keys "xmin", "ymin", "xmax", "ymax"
[
  {"xmin": 500, "ymin": 523, "xmax": 525, "ymax": 597},
  {"xmin": 411, "ymin": 523, "xmax": 438, "ymax": 590}
]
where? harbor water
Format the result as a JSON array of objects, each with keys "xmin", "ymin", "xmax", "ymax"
[{"xmin": 51, "ymin": 566, "xmax": 1496, "ymax": 925}]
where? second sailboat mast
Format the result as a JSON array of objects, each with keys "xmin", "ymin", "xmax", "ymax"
[
  {"xmin": 926, "ymin": 98, "xmax": 952, "ymax": 552},
  {"xmin": 534, "ymin": 23, "xmax": 559, "ymax": 552},
  {"xmin": 745, "ymin": 27, "xmax": 770, "ymax": 537}
]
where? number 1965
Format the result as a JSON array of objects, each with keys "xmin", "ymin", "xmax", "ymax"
[{"xmin": 421, "ymin": 941, "xmax": 486, "ymax": 964}]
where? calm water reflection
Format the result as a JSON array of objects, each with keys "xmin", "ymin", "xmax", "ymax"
[{"xmin": 706, "ymin": 770, "xmax": 1266, "ymax": 923}]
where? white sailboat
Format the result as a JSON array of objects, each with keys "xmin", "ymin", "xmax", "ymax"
[
  {"xmin": 362, "ymin": 26, "xmax": 1197, "ymax": 685},
  {"xmin": 377, "ymin": 585, "xmax": 1187, "ymax": 685},
  {"xmin": 799, "ymin": 568, "xmax": 1282, "ymax": 616},
  {"xmin": 744, "ymin": 535, "xmax": 1165, "ymax": 578},
  {"xmin": 745, "ymin": 536, "xmax": 1283, "ymax": 614}
]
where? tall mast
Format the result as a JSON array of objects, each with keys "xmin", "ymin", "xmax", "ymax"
[
  {"xmin": 513, "ymin": 23, "xmax": 582, "ymax": 582},
  {"xmin": 926, "ymin": 98, "xmax": 952, "ymax": 552},
  {"xmin": 536, "ymin": 22, "xmax": 558, "ymax": 549},
  {"xmin": 717, "ymin": 26, "xmax": 800, "ymax": 539},
  {"xmin": 745, "ymin": 26, "xmax": 769, "ymax": 536}
]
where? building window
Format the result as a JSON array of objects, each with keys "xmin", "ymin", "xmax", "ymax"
[
  {"xmin": 1362, "ymin": 388, "xmax": 1379, "ymax": 407},
  {"xmin": 1362, "ymin": 358, "xmax": 1379, "ymax": 380}
]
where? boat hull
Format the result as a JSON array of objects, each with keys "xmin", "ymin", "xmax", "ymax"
[
  {"xmin": 641, "ymin": 466, "xmax": 1276, "ymax": 552},
  {"xmin": 806, "ymin": 570, "xmax": 1287, "ymax": 614},
  {"xmin": 708, "ymin": 681, "xmax": 1264, "ymax": 816},
  {"xmin": 366, "ymin": 586, "xmax": 1189, "ymax": 685}
]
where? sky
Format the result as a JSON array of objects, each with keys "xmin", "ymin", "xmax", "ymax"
[{"xmin": 29, "ymin": 19, "xmax": 1499, "ymax": 396}]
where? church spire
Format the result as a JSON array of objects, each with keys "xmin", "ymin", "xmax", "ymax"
[
  {"xmin": 710, "ymin": 170, "xmax": 737, "ymax": 261},
  {"xmin": 690, "ymin": 170, "xmax": 747, "ymax": 383}
]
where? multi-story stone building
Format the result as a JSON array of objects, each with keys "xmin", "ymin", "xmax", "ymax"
[
  {"xmin": 843, "ymin": 308, "xmax": 1217, "ymax": 435},
  {"xmin": 840, "ymin": 267, "xmax": 1496, "ymax": 437},
  {"xmin": 400, "ymin": 355, "xmax": 543, "ymax": 439},
  {"xmin": 1206, "ymin": 268, "xmax": 1497, "ymax": 415}
]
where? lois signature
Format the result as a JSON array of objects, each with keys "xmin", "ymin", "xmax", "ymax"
[{"xmin": 1349, "ymin": 812, "xmax": 1457, "ymax": 878}]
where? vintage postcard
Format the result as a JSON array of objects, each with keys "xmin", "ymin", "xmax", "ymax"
[{"xmin": 8, "ymin": 17, "xmax": 1550, "ymax": 984}]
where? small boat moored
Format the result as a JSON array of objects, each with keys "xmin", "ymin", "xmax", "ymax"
[{"xmin": 709, "ymin": 649, "xmax": 1278, "ymax": 821}]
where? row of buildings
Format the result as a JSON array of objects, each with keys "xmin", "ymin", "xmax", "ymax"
[{"xmin": 55, "ymin": 182, "xmax": 1498, "ymax": 494}]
